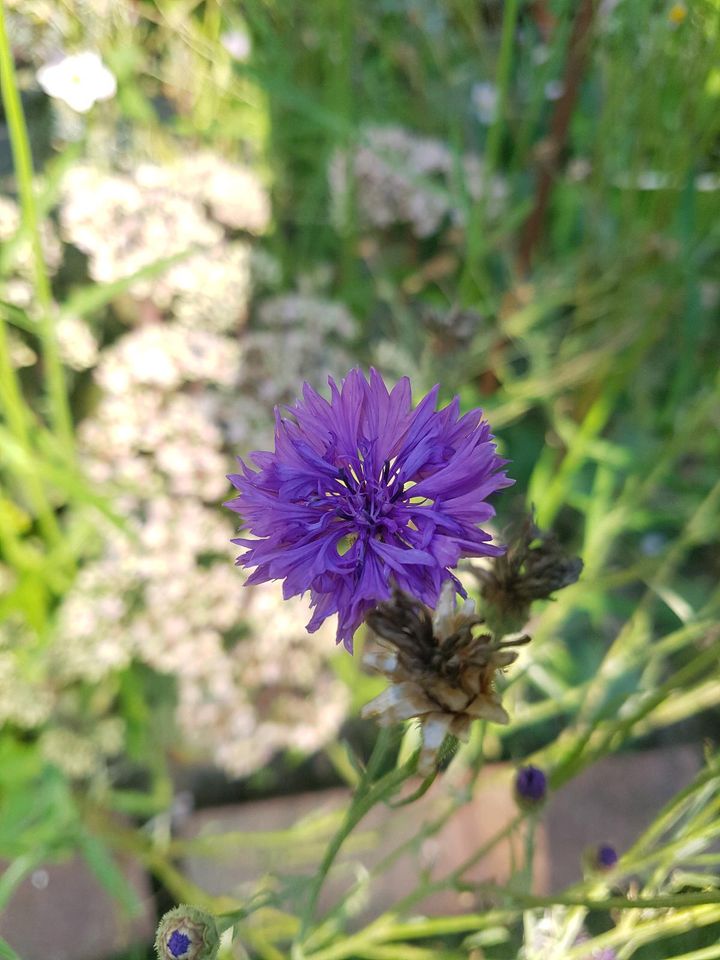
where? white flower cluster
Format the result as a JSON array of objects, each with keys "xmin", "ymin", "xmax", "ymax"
[
  {"xmin": 54, "ymin": 291, "xmax": 353, "ymax": 777},
  {"xmin": 50, "ymin": 502, "xmax": 349, "ymax": 778},
  {"xmin": 1, "ymin": 193, "xmax": 98, "ymax": 372},
  {"xmin": 79, "ymin": 323, "xmax": 236, "ymax": 501},
  {"xmin": 162, "ymin": 152, "xmax": 270, "ymax": 235},
  {"xmin": 0, "ymin": 611, "xmax": 123, "ymax": 780},
  {"xmin": 224, "ymin": 294, "xmax": 358, "ymax": 452},
  {"xmin": 0, "ymin": 618, "xmax": 54, "ymax": 730},
  {"xmin": 329, "ymin": 125, "xmax": 506, "ymax": 239},
  {"xmin": 176, "ymin": 583, "xmax": 349, "ymax": 777},
  {"xmin": 60, "ymin": 152, "xmax": 268, "ymax": 329},
  {"xmin": 0, "ymin": 194, "xmax": 63, "ymax": 312},
  {"xmin": 521, "ymin": 908, "xmax": 616, "ymax": 960},
  {"xmin": 3, "ymin": 144, "xmax": 355, "ymax": 782}
]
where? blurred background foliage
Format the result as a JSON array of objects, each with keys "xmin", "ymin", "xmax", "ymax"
[{"xmin": 1, "ymin": 0, "xmax": 720, "ymax": 956}]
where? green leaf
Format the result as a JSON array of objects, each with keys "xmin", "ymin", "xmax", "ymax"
[
  {"xmin": 59, "ymin": 247, "xmax": 203, "ymax": 320},
  {"xmin": 0, "ymin": 301, "xmax": 35, "ymax": 333},
  {"xmin": 0, "ymin": 853, "xmax": 45, "ymax": 911},
  {"xmin": 0, "ymin": 936, "xmax": 22, "ymax": 960},
  {"xmin": 0, "ymin": 424, "xmax": 131, "ymax": 536},
  {"xmin": 75, "ymin": 832, "xmax": 142, "ymax": 918}
]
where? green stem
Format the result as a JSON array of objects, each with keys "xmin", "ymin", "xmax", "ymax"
[
  {"xmin": 550, "ymin": 477, "xmax": 720, "ymax": 787},
  {"xmin": 563, "ymin": 905, "xmax": 720, "ymax": 960},
  {"xmin": 384, "ymin": 810, "xmax": 525, "ymax": 921},
  {"xmin": 0, "ymin": 308, "xmax": 61, "ymax": 546},
  {"xmin": 459, "ymin": 0, "xmax": 520, "ymax": 304},
  {"xmin": 475, "ymin": 883, "xmax": 720, "ymax": 912},
  {"xmin": 0, "ymin": 6, "xmax": 74, "ymax": 455},
  {"xmin": 295, "ymin": 729, "xmax": 415, "ymax": 951},
  {"xmin": 483, "ymin": 0, "xmax": 520, "ymax": 185},
  {"xmin": 520, "ymin": 814, "xmax": 537, "ymax": 892},
  {"xmin": 0, "ymin": 937, "xmax": 22, "ymax": 960},
  {"xmin": 622, "ymin": 761, "xmax": 720, "ymax": 864},
  {"xmin": 306, "ymin": 911, "xmax": 512, "ymax": 960}
]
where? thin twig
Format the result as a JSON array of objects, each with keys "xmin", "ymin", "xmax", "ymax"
[{"xmin": 517, "ymin": 0, "xmax": 597, "ymax": 274}]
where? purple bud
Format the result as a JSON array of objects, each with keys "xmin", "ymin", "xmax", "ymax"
[
  {"xmin": 514, "ymin": 765, "xmax": 547, "ymax": 808},
  {"xmin": 167, "ymin": 932, "xmax": 192, "ymax": 959},
  {"xmin": 154, "ymin": 906, "xmax": 219, "ymax": 960},
  {"xmin": 596, "ymin": 843, "xmax": 618, "ymax": 869}
]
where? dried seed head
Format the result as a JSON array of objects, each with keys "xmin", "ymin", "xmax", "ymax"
[
  {"xmin": 475, "ymin": 512, "xmax": 583, "ymax": 633},
  {"xmin": 362, "ymin": 582, "xmax": 529, "ymax": 776}
]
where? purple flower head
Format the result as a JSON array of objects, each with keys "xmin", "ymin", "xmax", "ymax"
[
  {"xmin": 226, "ymin": 369, "xmax": 513, "ymax": 651},
  {"xmin": 515, "ymin": 764, "xmax": 548, "ymax": 807}
]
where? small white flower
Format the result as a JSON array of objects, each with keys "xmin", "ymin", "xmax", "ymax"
[
  {"xmin": 696, "ymin": 173, "xmax": 720, "ymax": 192},
  {"xmin": 221, "ymin": 30, "xmax": 251, "ymax": 61},
  {"xmin": 544, "ymin": 80, "xmax": 565, "ymax": 101},
  {"xmin": 471, "ymin": 82, "xmax": 498, "ymax": 125},
  {"xmin": 37, "ymin": 52, "xmax": 116, "ymax": 114},
  {"xmin": 636, "ymin": 170, "xmax": 668, "ymax": 191}
]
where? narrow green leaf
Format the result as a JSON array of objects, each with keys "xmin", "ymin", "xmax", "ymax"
[
  {"xmin": 0, "ymin": 936, "xmax": 22, "ymax": 960},
  {"xmin": 59, "ymin": 247, "xmax": 202, "ymax": 319},
  {"xmin": 76, "ymin": 832, "xmax": 142, "ymax": 918}
]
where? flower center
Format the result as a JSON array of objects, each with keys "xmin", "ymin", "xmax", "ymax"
[
  {"xmin": 167, "ymin": 931, "xmax": 192, "ymax": 958},
  {"xmin": 329, "ymin": 459, "xmax": 404, "ymax": 541}
]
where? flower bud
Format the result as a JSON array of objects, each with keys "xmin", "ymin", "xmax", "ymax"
[
  {"xmin": 595, "ymin": 843, "xmax": 619, "ymax": 869},
  {"xmin": 583, "ymin": 842, "xmax": 619, "ymax": 875},
  {"xmin": 514, "ymin": 764, "xmax": 547, "ymax": 809},
  {"xmin": 475, "ymin": 511, "xmax": 583, "ymax": 635},
  {"xmin": 155, "ymin": 905, "xmax": 219, "ymax": 960}
]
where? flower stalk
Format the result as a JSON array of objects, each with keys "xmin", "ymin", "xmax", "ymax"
[{"xmin": 295, "ymin": 727, "xmax": 418, "ymax": 951}]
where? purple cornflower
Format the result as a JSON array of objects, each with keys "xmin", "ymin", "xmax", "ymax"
[{"xmin": 226, "ymin": 368, "xmax": 512, "ymax": 651}]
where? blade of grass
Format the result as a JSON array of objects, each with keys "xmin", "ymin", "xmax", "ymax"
[
  {"xmin": 0, "ymin": 5, "xmax": 73, "ymax": 454},
  {"xmin": 0, "ymin": 310, "xmax": 61, "ymax": 548}
]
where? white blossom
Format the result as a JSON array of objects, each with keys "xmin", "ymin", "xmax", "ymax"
[
  {"xmin": 471, "ymin": 82, "xmax": 499, "ymax": 125},
  {"xmin": 37, "ymin": 51, "xmax": 116, "ymax": 113}
]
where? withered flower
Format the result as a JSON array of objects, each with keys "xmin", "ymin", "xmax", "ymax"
[
  {"xmin": 361, "ymin": 581, "xmax": 528, "ymax": 776},
  {"xmin": 474, "ymin": 512, "xmax": 583, "ymax": 634}
]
